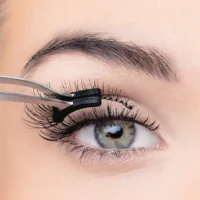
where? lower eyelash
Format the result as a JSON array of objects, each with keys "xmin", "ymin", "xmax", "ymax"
[{"xmin": 60, "ymin": 139, "xmax": 146, "ymax": 163}]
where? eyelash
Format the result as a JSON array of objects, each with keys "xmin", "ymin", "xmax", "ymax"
[{"xmin": 23, "ymin": 80, "xmax": 159, "ymax": 162}]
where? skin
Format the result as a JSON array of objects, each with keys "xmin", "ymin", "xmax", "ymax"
[{"xmin": 1, "ymin": 0, "xmax": 200, "ymax": 199}]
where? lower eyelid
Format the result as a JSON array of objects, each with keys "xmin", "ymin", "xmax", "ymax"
[{"xmin": 59, "ymin": 138, "xmax": 165, "ymax": 174}]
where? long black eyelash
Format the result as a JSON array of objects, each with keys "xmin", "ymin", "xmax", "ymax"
[
  {"xmin": 23, "ymin": 80, "xmax": 159, "ymax": 142},
  {"xmin": 24, "ymin": 102, "xmax": 158, "ymax": 142}
]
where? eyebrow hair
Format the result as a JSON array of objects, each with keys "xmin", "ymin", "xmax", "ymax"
[{"xmin": 22, "ymin": 32, "xmax": 178, "ymax": 82}]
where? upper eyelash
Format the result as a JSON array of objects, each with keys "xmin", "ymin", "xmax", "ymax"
[
  {"xmin": 23, "ymin": 80, "xmax": 159, "ymax": 144},
  {"xmin": 24, "ymin": 102, "xmax": 159, "ymax": 142}
]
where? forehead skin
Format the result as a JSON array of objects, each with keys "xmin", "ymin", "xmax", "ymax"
[
  {"xmin": 2, "ymin": 0, "xmax": 200, "ymax": 200},
  {"xmin": 2, "ymin": 0, "xmax": 200, "ymax": 80}
]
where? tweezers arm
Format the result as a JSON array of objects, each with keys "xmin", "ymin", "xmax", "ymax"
[
  {"xmin": 0, "ymin": 75, "xmax": 60, "ymax": 95},
  {"xmin": 0, "ymin": 91, "xmax": 72, "ymax": 109}
]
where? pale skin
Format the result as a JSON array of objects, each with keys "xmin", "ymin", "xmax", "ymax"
[{"xmin": 1, "ymin": 0, "xmax": 200, "ymax": 199}]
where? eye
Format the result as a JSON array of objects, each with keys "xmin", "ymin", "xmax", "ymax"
[
  {"xmin": 24, "ymin": 81, "xmax": 165, "ymax": 164},
  {"xmin": 75, "ymin": 120, "xmax": 161, "ymax": 150}
]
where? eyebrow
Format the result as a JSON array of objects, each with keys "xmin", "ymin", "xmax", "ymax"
[{"xmin": 22, "ymin": 32, "xmax": 178, "ymax": 82}]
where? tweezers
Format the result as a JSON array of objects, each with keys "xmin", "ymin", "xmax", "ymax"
[{"xmin": 0, "ymin": 75, "xmax": 102, "ymax": 122}]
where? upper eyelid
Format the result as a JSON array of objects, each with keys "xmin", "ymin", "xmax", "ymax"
[
  {"xmin": 24, "ymin": 80, "xmax": 160, "ymax": 130},
  {"xmin": 33, "ymin": 80, "xmax": 158, "ymax": 122}
]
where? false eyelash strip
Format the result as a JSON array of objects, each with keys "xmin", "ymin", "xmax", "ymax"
[
  {"xmin": 42, "ymin": 80, "xmax": 134, "ymax": 111},
  {"xmin": 29, "ymin": 81, "xmax": 134, "ymax": 128},
  {"xmin": 37, "ymin": 82, "xmax": 134, "ymax": 123},
  {"xmin": 52, "ymin": 95, "xmax": 132, "ymax": 124},
  {"xmin": 58, "ymin": 80, "xmax": 134, "ymax": 110}
]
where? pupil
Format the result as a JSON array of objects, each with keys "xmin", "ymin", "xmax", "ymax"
[
  {"xmin": 94, "ymin": 121, "xmax": 135, "ymax": 149},
  {"xmin": 106, "ymin": 125, "xmax": 123, "ymax": 139}
]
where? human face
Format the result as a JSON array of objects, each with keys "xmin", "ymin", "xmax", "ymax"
[{"xmin": 1, "ymin": 0, "xmax": 200, "ymax": 199}]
